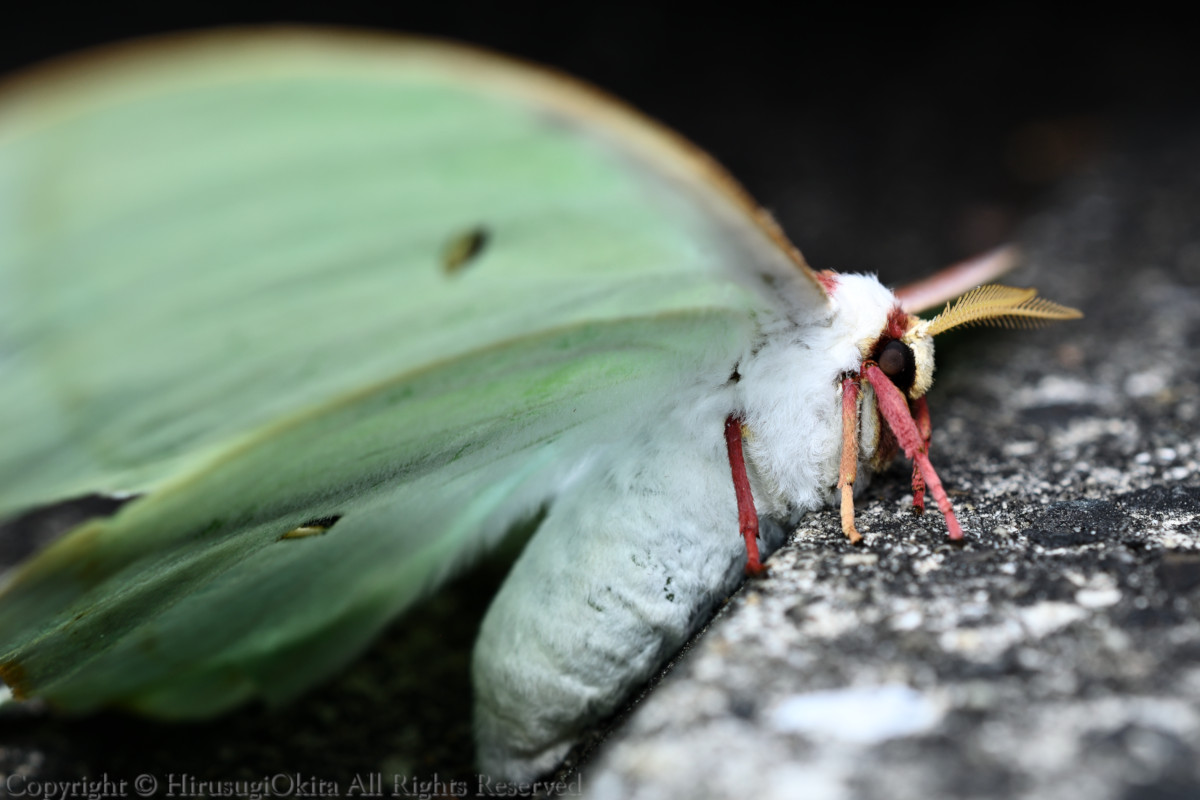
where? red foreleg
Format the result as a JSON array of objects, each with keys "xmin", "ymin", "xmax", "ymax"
[
  {"xmin": 864, "ymin": 366, "xmax": 963, "ymax": 540},
  {"xmin": 725, "ymin": 415, "xmax": 765, "ymax": 575},
  {"xmin": 910, "ymin": 395, "xmax": 931, "ymax": 513}
]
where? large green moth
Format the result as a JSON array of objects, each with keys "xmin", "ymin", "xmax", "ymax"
[{"xmin": 0, "ymin": 29, "xmax": 1079, "ymax": 779}]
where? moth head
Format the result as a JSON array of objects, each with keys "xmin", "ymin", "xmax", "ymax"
[
  {"xmin": 871, "ymin": 284, "xmax": 1083, "ymax": 400},
  {"xmin": 832, "ymin": 278, "xmax": 1082, "ymax": 544}
]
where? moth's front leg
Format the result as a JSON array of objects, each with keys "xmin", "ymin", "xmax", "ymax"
[{"xmin": 910, "ymin": 395, "xmax": 932, "ymax": 513}]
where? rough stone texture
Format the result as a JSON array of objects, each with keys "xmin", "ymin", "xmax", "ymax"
[{"xmin": 1, "ymin": 18, "xmax": 1198, "ymax": 800}]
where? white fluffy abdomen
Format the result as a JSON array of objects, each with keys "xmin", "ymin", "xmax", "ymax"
[{"xmin": 472, "ymin": 388, "xmax": 786, "ymax": 780}]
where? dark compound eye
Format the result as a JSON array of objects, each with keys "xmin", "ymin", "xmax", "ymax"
[{"xmin": 878, "ymin": 339, "xmax": 916, "ymax": 391}]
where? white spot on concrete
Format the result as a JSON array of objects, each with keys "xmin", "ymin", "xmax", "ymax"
[
  {"xmin": 1016, "ymin": 375, "xmax": 1105, "ymax": 407},
  {"xmin": 1125, "ymin": 369, "xmax": 1168, "ymax": 398},
  {"xmin": 913, "ymin": 555, "xmax": 943, "ymax": 575},
  {"xmin": 1004, "ymin": 440, "xmax": 1039, "ymax": 457},
  {"xmin": 891, "ymin": 609, "xmax": 924, "ymax": 631},
  {"xmin": 1156, "ymin": 447, "xmax": 1178, "ymax": 462},
  {"xmin": 1020, "ymin": 601, "xmax": 1089, "ymax": 637},
  {"xmin": 1051, "ymin": 418, "xmax": 1137, "ymax": 451},
  {"xmin": 799, "ymin": 602, "xmax": 862, "ymax": 639},
  {"xmin": 1076, "ymin": 587, "xmax": 1123, "ymax": 608},
  {"xmin": 768, "ymin": 685, "xmax": 943, "ymax": 744}
]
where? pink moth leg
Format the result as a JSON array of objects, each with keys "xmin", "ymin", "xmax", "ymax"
[
  {"xmin": 864, "ymin": 365, "xmax": 964, "ymax": 540},
  {"xmin": 910, "ymin": 395, "xmax": 932, "ymax": 513},
  {"xmin": 724, "ymin": 415, "xmax": 766, "ymax": 575}
]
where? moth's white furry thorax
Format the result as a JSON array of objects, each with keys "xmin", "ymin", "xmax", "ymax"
[{"xmin": 737, "ymin": 273, "xmax": 902, "ymax": 515}]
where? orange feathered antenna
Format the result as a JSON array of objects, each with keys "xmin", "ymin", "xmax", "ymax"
[{"xmin": 925, "ymin": 285, "xmax": 1082, "ymax": 337}]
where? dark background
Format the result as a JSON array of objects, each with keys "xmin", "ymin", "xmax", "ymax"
[{"xmin": 5, "ymin": 10, "xmax": 1196, "ymax": 282}]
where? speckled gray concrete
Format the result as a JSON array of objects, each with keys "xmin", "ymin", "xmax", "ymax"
[{"xmin": 581, "ymin": 127, "xmax": 1200, "ymax": 800}]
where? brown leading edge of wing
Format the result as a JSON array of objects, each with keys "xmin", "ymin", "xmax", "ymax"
[{"xmin": 0, "ymin": 25, "xmax": 827, "ymax": 302}]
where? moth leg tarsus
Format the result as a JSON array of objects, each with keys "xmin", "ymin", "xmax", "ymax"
[
  {"xmin": 837, "ymin": 377, "xmax": 863, "ymax": 544},
  {"xmin": 911, "ymin": 464, "xmax": 927, "ymax": 513},
  {"xmin": 839, "ymin": 486, "xmax": 863, "ymax": 545}
]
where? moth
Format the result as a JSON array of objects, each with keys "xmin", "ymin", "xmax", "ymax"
[{"xmin": 0, "ymin": 29, "xmax": 1080, "ymax": 780}]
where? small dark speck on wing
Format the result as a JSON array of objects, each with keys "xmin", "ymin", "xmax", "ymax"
[{"xmin": 441, "ymin": 226, "xmax": 490, "ymax": 275}]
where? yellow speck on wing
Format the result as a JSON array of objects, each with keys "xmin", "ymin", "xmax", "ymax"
[{"xmin": 279, "ymin": 525, "xmax": 330, "ymax": 540}]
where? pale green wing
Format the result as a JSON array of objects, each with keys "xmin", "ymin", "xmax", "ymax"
[{"xmin": 0, "ymin": 29, "xmax": 825, "ymax": 714}]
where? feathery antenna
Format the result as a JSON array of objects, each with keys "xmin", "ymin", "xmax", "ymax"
[{"xmin": 925, "ymin": 285, "xmax": 1082, "ymax": 337}]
